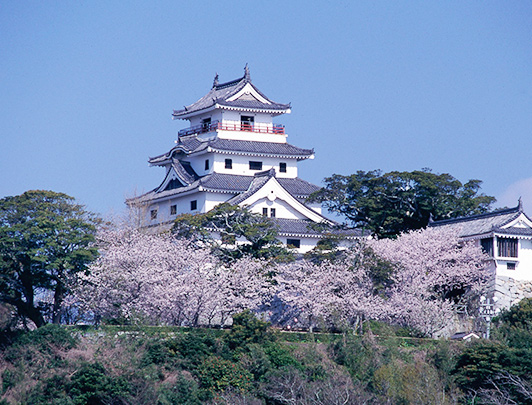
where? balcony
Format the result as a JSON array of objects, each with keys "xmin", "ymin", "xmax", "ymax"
[{"xmin": 178, "ymin": 120, "xmax": 285, "ymax": 137}]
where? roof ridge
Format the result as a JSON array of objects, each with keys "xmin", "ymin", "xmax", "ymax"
[
  {"xmin": 431, "ymin": 205, "xmax": 520, "ymax": 226},
  {"xmin": 214, "ymin": 65, "xmax": 250, "ymax": 90}
]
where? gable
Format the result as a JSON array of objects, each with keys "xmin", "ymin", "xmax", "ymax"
[
  {"xmin": 502, "ymin": 213, "xmax": 532, "ymax": 230},
  {"xmin": 235, "ymin": 176, "xmax": 331, "ymax": 224},
  {"xmin": 156, "ymin": 168, "xmax": 184, "ymax": 193},
  {"xmin": 226, "ymin": 82, "xmax": 271, "ymax": 105}
]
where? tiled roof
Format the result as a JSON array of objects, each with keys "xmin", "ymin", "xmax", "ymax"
[
  {"xmin": 272, "ymin": 218, "xmax": 366, "ymax": 238},
  {"xmin": 172, "ymin": 67, "xmax": 290, "ymax": 118},
  {"xmin": 149, "ymin": 137, "xmax": 314, "ymax": 165},
  {"xmin": 494, "ymin": 226, "xmax": 532, "ymax": 236},
  {"xmin": 277, "ymin": 177, "xmax": 320, "ymax": 198},
  {"xmin": 172, "ymin": 160, "xmax": 198, "ymax": 185},
  {"xmin": 430, "ymin": 205, "xmax": 523, "ymax": 237},
  {"xmin": 225, "ymin": 172, "xmax": 271, "ymax": 205},
  {"xmin": 208, "ymin": 139, "xmax": 314, "ymax": 158},
  {"xmin": 133, "ymin": 173, "xmax": 320, "ymax": 203}
]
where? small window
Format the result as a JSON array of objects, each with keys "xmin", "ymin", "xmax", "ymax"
[
  {"xmin": 241, "ymin": 115, "xmax": 254, "ymax": 131},
  {"xmin": 279, "ymin": 162, "xmax": 287, "ymax": 173},
  {"xmin": 202, "ymin": 117, "xmax": 211, "ymax": 131},
  {"xmin": 270, "ymin": 208, "xmax": 276, "ymax": 218},
  {"xmin": 507, "ymin": 262, "xmax": 516, "ymax": 270},
  {"xmin": 190, "ymin": 200, "xmax": 197, "ymax": 211},
  {"xmin": 150, "ymin": 209, "xmax": 158, "ymax": 220},
  {"xmin": 170, "ymin": 205, "xmax": 177, "ymax": 215},
  {"xmin": 480, "ymin": 238, "xmax": 493, "ymax": 256},
  {"xmin": 262, "ymin": 208, "xmax": 268, "ymax": 216},
  {"xmin": 225, "ymin": 159, "xmax": 233, "ymax": 169},
  {"xmin": 497, "ymin": 237, "xmax": 518, "ymax": 258},
  {"xmin": 205, "ymin": 159, "xmax": 209, "ymax": 170},
  {"xmin": 249, "ymin": 161, "xmax": 263, "ymax": 170},
  {"xmin": 287, "ymin": 239, "xmax": 301, "ymax": 249}
]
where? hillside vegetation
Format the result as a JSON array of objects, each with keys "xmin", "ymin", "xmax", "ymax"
[{"xmin": 1, "ymin": 304, "xmax": 532, "ymax": 405}]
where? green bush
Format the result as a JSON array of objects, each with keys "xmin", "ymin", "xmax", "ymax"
[
  {"xmin": 197, "ymin": 356, "xmax": 253, "ymax": 393},
  {"xmin": 167, "ymin": 331, "xmax": 218, "ymax": 369},
  {"xmin": 15, "ymin": 324, "xmax": 77, "ymax": 352},
  {"xmin": 68, "ymin": 362, "xmax": 131, "ymax": 404},
  {"xmin": 238, "ymin": 343, "xmax": 272, "ymax": 380},
  {"xmin": 157, "ymin": 375, "xmax": 201, "ymax": 405},
  {"xmin": 27, "ymin": 375, "xmax": 72, "ymax": 404},
  {"xmin": 263, "ymin": 342, "xmax": 300, "ymax": 370},
  {"xmin": 142, "ymin": 340, "xmax": 175, "ymax": 367},
  {"xmin": 1, "ymin": 368, "xmax": 23, "ymax": 394},
  {"xmin": 226, "ymin": 310, "xmax": 272, "ymax": 350},
  {"xmin": 329, "ymin": 335, "xmax": 380, "ymax": 385},
  {"xmin": 493, "ymin": 298, "xmax": 532, "ymax": 349},
  {"xmin": 453, "ymin": 341, "xmax": 507, "ymax": 390}
]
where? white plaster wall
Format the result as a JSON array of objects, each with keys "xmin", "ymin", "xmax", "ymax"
[
  {"xmin": 147, "ymin": 193, "xmax": 208, "ymax": 225},
  {"xmin": 497, "ymin": 239, "xmax": 532, "ymax": 281},
  {"xmin": 181, "ymin": 155, "xmax": 212, "ymax": 177},
  {"xmin": 220, "ymin": 111, "xmax": 273, "ymax": 126},
  {"xmin": 216, "ymin": 129, "xmax": 287, "ymax": 143},
  {"xmin": 490, "ymin": 238, "xmax": 532, "ymax": 281},
  {"xmin": 281, "ymin": 237, "xmax": 319, "ymax": 253},
  {"xmin": 306, "ymin": 202, "xmax": 323, "ymax": 215},
  {"xmin": 519, "ymin": 239, "xmax": 532, "ymax": 280},
  {"xmin": 212, "ymin": 154, "xmax": 298, "ymax": 178},
  {"xmin": 204, "ymin": 192, "xmax": 233, "ymax": 212},
  {"xmin": 246, "ymin": 197, "xmax": 307, "ymax": 220}
]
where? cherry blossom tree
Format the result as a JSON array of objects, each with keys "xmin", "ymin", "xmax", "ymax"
[
  {"xmin": 275, "ymin": 248, "xmax": 385, "ymax": 333},
  {"xmin": 371, "ymin": 226, "xmax": 489, "ymax": 335},
  {"xmin": 73, "ymin": 226, "xmax": 271, "ymax": 326},
  {"xmin": 274, "ymin": 227, "xmax": 488, "ymax": 336}
]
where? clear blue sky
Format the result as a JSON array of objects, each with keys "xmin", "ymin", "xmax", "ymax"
[{"xmin": 2, "ymin": 1, "xmax": 532, "ymax": 217}]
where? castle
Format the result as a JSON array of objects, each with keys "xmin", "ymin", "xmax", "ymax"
[{"xmin": 129, "ymin": 66, "xmax": 361, "ymax": 252}]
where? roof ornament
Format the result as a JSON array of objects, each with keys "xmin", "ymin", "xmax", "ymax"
[
  {"xmin": 518, "ymin": 196, "xmax": 523, "ymax": 211},
  {"xmin": 212, "ymin": 73, "xmax": 219, "ymax": 88},
  {"xmin": 244, "ymin": 63, "xmax": 251, "ymax": 81},
  {"xmin": 428, "ymin": 212, "xmax": 434, "ymax": 224}
]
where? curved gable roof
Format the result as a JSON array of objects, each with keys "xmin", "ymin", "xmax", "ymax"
[
  {"xmin": 172, "ymin": 66, "xmax": 290, "ymax": 118},
  {"xmin": 430, "ymin": 203, "xmax": 532, "ymax": 238}
]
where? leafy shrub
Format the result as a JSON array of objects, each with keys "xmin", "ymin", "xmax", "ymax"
[
  {"xmin": 238, "ymin": 344, "xmax": 272, "ymax": 380},
  {"xmin": 15, "ymin": 324, "xmax": 77, "ymax": 352},
  {"xmin": 167, "ymin": 331, "xmax": 217, "ymax": 369},
  {"xmin": 27, "ymin": 375, "xmax": 71, "ymax": 404},
  {"xmin": 493, "ymin": 298, "xmax": 532, "ymax": 349},
  {"xmin": 1, "ymin": 368, "xmax": 24, "ymax": 394},
  {"xmin": 453, "ymin": 341, "xmax": 507, "ymax": 390},
  {"xmin": 141, "ymin": 340, "xmax": 174, "ymax": 367},
  {"xmin": 68, "ymin": 362, "xmax": 131, "ymax": 404},
  {"xmin": 157, "ymin": 375, "xmax": 201, "ymax": 405},
  {"xmin": 226, "ymin": 310, "xmax": 272, "ymax": 350},
  {"xmin": 329, "ymin": 334, "xmax": 380, "ymax": 385},
  {"xmin": 263, "ymin": 342, "xmax": 300, "ymax": 370},
  {"xmin": 197, "ymin": 356, "xmax": 253, "ymax": 393}
]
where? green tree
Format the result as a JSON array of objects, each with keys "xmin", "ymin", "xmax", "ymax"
[
  {"xmin": 0, "ymin": 190, "xmax": 99, "ymax": 327},
  {"xmin": 493, "ymin": 298, "xmax": 532, "ymax": 349},
  {"xmin": 310, "ymin": 169, "xmax": 495, "ymax": 238},
  {"xmin": 172, "ymin": 203, "xmax": 294, "ymax": 262}
]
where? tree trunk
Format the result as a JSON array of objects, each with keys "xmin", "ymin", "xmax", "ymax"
[{"xmin": 52, "ymin": 281, "xmax": 64, "ymax": 324}]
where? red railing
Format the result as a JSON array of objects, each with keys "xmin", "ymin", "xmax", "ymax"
[{"xmin": 178, "ymin": 120, "xmax": 285, "ymax": 137}]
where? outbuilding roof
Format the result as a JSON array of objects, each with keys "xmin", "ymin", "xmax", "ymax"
[
  {"xmin": 172, "ymin": 65, "xmax": 291, "ymax": 118},
  {"xmin": 429, "ymin": 201, "xmax": 532, "ymax": 238}
]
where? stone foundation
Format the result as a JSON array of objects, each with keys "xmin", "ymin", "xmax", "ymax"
[{"xmin": 494, "ymin": 276, "xmax": 532, "ymax": 310}]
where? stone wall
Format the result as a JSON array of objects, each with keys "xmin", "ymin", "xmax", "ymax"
[{"xmin": 494, "ymin": 275, "xmax": 532, "ymax": 310}]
